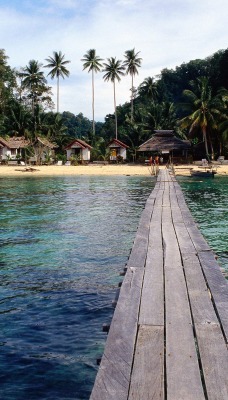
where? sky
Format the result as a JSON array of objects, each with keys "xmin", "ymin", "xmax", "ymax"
[{"xmin": 1, "ymin": 0, "xmax": 228, "ymax": 121}]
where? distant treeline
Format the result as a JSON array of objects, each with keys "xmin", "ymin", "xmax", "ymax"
[{"xmin": 0, "ymin": 48, "xmax": 227, "ymax": 161}]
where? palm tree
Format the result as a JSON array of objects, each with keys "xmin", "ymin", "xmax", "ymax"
[
  {"xmin": 138, "ymin": 77, "xmax": 158, "ymax": 103},
  {"xmin": 21, "ymin": 60, "xmax": 47, "ymax": 115},
  {"xmin": 44, "ymin": 51, "xmax": 70, "ymax": 113},
  {"xmin": 179, "ymin": 77, "xmax": 223, "ymax": 160},
  {"xmin": 103, "ymin": 57, "xmax": 125, "ymax": 139},
  {"xmin": 123, "ymin": 49, "xmax": 142, "ymax": 122},
  {"xmin": 81, "ymin": 49, "xmax": 103, "ymax": 135}
]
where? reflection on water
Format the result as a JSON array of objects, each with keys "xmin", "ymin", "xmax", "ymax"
[
  {"xmin": 177, "ymin": 175, "xmax": 228, "ymax": 272},
  {"xmin": 0, "ymin": 175, "xmax": 154, "ymax": 400}
]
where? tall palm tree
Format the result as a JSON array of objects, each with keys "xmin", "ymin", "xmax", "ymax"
[
  {"xmin": 44, "ymin": 51, "xmax": 70, "ymax": 113},
  {"xmin": 179, "ymin": 77, "xmax": 223, "ymax": 160},
  {"xmin": 81, "ymin": 49, "xmax": 103, "ymax": 135},
  {"xmin": 123, "ymin": 48, "xmax": 142, "ymax": 122},
  {"xmin": 21, "ymin": 60, "xmax": 47, "ymax": 115},
  {"xmin": 103, "ymin": 57, "xmax": 125, "ymax": 139}
]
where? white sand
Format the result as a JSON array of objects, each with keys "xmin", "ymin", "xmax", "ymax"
[{"xmin": 0, "ymin": 164, "xmax": 227, "ymax": 177}]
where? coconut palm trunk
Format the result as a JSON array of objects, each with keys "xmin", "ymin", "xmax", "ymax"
[
  {"xmin": 92, "ymin": 68, "xmax": 95, "ymax": 135},
  {"xmin": 202, "ymin": 126, "xmax": 210, "ymax": 160},
  {"xmin": 81, "ymin": 49, "xmax": 103, "ymax": 135},
  {"xmin": 123, "ymin": 49, "xmax": 142, "ymax": 122},
  {"xmin": 113, "ymin": 80, "xmax": 118, "ymax": 139},
  {"xmin": 57, "ymin": 75, "xmax": 60, "ymax": 113},
  {"xmin": 131, "ymin": 74, "xmax": 134, "ymax": 122},
  {"xmin": 102, "ymin": 57, "xmax": 125, "ymax": 141}
]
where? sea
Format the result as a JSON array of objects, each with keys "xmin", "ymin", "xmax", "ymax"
[{"xmin": 0, "ymin": 174, "xmax": 227, "ymax": 400}]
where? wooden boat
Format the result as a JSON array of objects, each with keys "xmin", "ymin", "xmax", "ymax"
[{"xmin": 190, "ymin": 169, "xmax": 217, "ymax": 178}]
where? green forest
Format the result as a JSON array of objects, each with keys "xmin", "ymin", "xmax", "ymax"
[{"xmin": 0, "ymin": 47, "xmax": 228, "ymax": 162}]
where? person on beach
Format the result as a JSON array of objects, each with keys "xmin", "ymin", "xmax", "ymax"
[
  {"xmin": 155, "ymin": 155, "xmax": 159, "ymax": 165},
  {"xmin": 149, "ymin": 156, "xmax": 153, "ymax": 166}
]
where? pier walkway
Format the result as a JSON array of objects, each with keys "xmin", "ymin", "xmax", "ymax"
[{"xmin": 90, "ymin": 169, "xmax": 228, "ymax": 400}]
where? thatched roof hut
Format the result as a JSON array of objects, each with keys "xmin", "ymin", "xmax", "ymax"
[
  {"xmin": 0, "ymin": 136, "xmax": 30, "ymax": 161},
  {"xmin": 138, "ymin": 130, "xmax": 191, "ymax": 153},
  {"xmin": 0, "ymin": 136, "xmax": 30, "ymax": 149}
]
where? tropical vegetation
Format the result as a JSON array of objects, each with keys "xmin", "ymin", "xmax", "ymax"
[{"xmin": 0, "ymin": 47, "xmax": 227, "ymax": 163}]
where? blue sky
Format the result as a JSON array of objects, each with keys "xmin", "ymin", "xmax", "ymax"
[{"xmin": 1, "ymin": 0, "xmax": 228, "ymax": 121}]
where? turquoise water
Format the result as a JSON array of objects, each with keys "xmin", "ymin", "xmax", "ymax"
[
  {"xmin": 0, "ymin": 174, "xmax": 227, "ymax": 400},
  {"xmin": 177, "ymin": 175, "xmax": 228, "ymax": 272},
  {"xmin": 0, "ymin": 175, "xmax": 155, "ymax": 400}
]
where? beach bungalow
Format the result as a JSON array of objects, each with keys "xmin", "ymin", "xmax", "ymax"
[
  {"xmin": 107, "ymin": 139, "xmax": 129, "ymax": 162},
  {"xmin": 65, "ymin": 139, "xmax": 92, "ymax": 162},
  {"xmin": 138, "ymin": 130, "xmax": 191, "ymax": 163},
  {"xmin": 0, "ymin": 136, "xmax": 30, "ymax": 162},
  {"xmin": 30, "ymin": 136, "xmax": 58, "ymax": 165}
]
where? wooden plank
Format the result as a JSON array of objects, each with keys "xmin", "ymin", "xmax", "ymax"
[
  {"xmin": 182, "ymin": 253, "xmax": 219, "ymax": 324},
  {"xmin": 186, "ymin": 224, "xmax": 211, "ymax": 252},
  {"xmin": 195, "ymin": 323, "xmax": 228, "ymax": 400},
  {"xmin": 90, "ymin": 266, "xmax": 144, "ymax": 400},
  {"xmin": 198, "ymin": 251, "xmax": 228, "ymax": 342},
  {"xmin": 139, "ymin": 207, "xmax": 164, "ymax": 326},
  {"xmin": 170, "ymin": 183, "xmax": 219, "ymax": 325},
  {"xmin": 132, "ymin": 197, "xmax": 154, "ymax": 241},
  {"xmin": 162, "ymin": 207, "xmax": 205, "ymax": 400},
  {"xmin": 165, "ymin": 269, "xmax": 205, "ymax": 399},
  {"xmin": 174, "ymin": 221, "xmax": 196, "ymax": 255},
  {"xmin": 127, "ymin": 233, "xmax": 149, "ymax": 269},
  {"xmin": 128, "ymin": 325, "xmax": 164, "ymax": 400}
]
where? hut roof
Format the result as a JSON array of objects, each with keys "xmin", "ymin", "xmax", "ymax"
[
  {"xmin": 36, "ymin": 137, "xmax": 58, "ymax": 149},
  {"xmin": 65, "ymin": 138, "xmax": 92, "ymax": 150},
  {"xmin": 0, "ymin": 136, "xmax": 30, "ymax": 149},
  {"xmin": 108, "ymin": 138, "xmax": 129, "ymax": 149},
  {"xmin": 138, "ymin": 130, "xmax": 191, "ymax": 152}
]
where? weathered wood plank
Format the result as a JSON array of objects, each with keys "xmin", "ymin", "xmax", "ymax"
[
  {"xmin": 127, "ymin": 234, "xmax": 149, "ymax": 269},
  {"xmin": 128, "ymin": 325, "xmax": 164, "ymax": 400},
  {"xmin": 174, "ymin": 221, "xmax": 196, "ymax": 255},
  {"xmin": 90, "ymin": 266, "xmax": 144, "ymax": 400},
  {"xmin": 162, "ymin": 202, "xmax": 205, "ymax": 400},
  {"xmin": 186, "ymin": 224, "xmax": 211, "ymax": 252},
  {"xmin": 198, "ymin": 251, "xmax": 228, "ymax": 342},
  {"xmin": 195, "ymin": 323, "xmax": 228, "ymax": 400},
  {"xmin": 139, "ymin": 206, "xmax": 164, "ymax": 326}
]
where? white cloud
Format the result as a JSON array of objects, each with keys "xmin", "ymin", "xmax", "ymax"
[{"xmin": 1, "ymin": 0, "xmax": 227, "ymax": 121}]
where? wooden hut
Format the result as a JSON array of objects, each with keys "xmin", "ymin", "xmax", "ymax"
[
  {"xmin": 0, "ymin": 136, "xmax": 30, "ymax": 162},
  {"xmin": 138, "ymin": 130, "xmax": 191, "ymax": 163},
  {"xmin": 65, "ymin": 139, "xmax": 92, "ymax": 162},
  {"xmin": 107, "ymin": 139, "xmax": 129, "ymax": 162},
  {"xmin": 31, "ymin": 137, "xmax": 58, "ymax": 165}
]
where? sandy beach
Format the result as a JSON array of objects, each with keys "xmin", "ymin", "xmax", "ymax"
[{"xmin": 0, "ymin": 163, "xmax": 228, "ymax": 177}]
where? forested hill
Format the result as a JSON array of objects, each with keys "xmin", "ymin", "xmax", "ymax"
[{"xmin": 0, "ymin": 47, "xmax": 227, "ymax": 161}]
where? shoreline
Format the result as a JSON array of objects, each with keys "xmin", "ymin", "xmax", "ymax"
[{"xmin": 0, "ymin": 164, "xmax": 228, "ymax": 177}]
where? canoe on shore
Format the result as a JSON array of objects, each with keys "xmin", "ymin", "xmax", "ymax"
[{"xmin": 190, "ymin": 169, "xmax": 217, "ymax": 178}]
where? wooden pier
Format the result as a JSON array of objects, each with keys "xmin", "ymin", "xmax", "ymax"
[{"xmin": 90, "ymin": 169, "xmax": 228, "ymax": 400}]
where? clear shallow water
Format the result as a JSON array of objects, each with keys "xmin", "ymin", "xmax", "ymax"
[
  {"xmin": 0, "ymin": 174, "xmax": 227, "ymax": 400},
  {"xmin": 177, "ymin": 175, "xmax": 228, "ymax": 272},
  {"xmin": 0, "ymin": 175, "xmax": 155, "ymax": 400}
]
